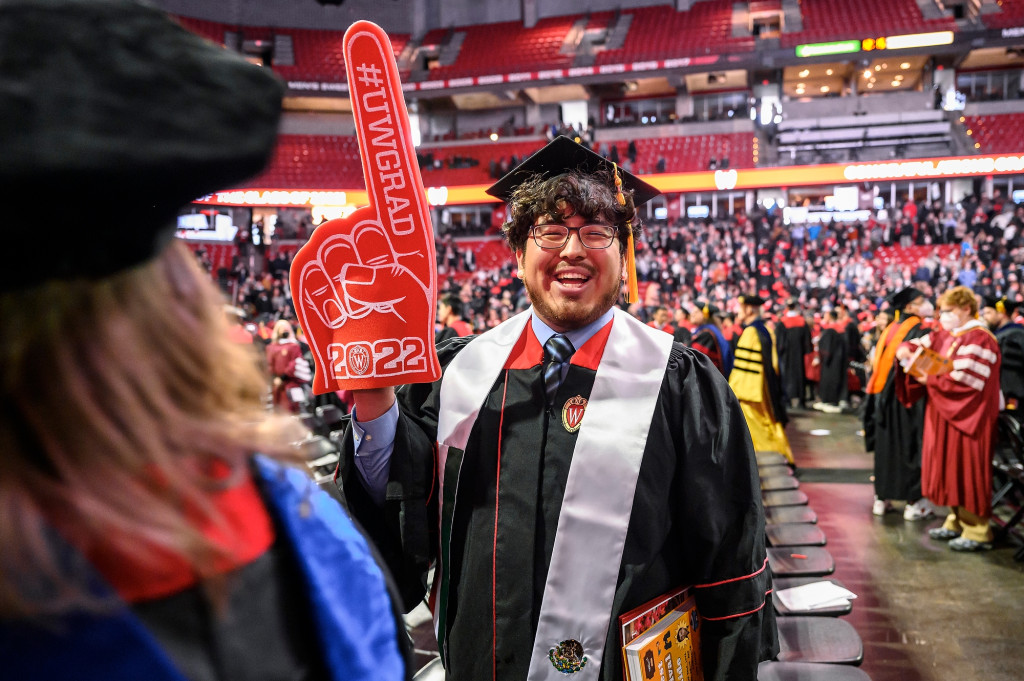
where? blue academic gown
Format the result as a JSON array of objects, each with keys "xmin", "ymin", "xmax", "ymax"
[{"xmin": 0, "ymin": 457, "xmax": 406, "ymax": 681}]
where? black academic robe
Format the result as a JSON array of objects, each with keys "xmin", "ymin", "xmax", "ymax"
[
  {"xmin": 776, "ymin": 317, "xmax": 811, "ymax": 403},
  {"xmin": 996, "ymin": 323, "xmax": 1024, "ymax": 407},
  {"xmin": 817, "ymin": 326, "xmax": 848, "ymax": 404},
  {"xmin": 863, "ymin": 320, "xmax": 929, "ymax": 501},
  {"xmin": 340, "ymin": 319, "xmax": 777, "ymax": 681}
]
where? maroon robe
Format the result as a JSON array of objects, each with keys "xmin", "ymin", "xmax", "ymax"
[{"xmin": 898, "ymin": 323, "xmax": 1001, "ymax": 517}]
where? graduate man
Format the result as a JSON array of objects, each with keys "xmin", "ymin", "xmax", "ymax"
[
  {"xmin": 896, "ymin": 286, "xmax": 1001, "ymax": 551},
  {"xmin": 339, "ymin": 137, "xmax": 778, "ymax": 681},
  {"xmin": 862, "ymin": 287, "xmax": 934, "ymax": 519},
  {"xmin": 728, "ymin": 294, "xmax": 793, "ymax": 463},
  {"xmin": 982, "ymin": 296, "xmax": 1024, "ymax": 411},
  {"xmin": 689, "ymin": 300, "xmax": 733, "ymax": 376},
  {"xmin": 775, "ymin": 299, "xmax": 811, "ymax": 409}
]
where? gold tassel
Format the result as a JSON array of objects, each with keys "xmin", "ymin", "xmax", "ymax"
[{"xmin": 612, "ymin": 162, "xmax": 639, "ymax": 304}]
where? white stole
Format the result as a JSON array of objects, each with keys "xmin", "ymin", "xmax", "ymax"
[{"xmin": 435, "ymin": 307, "xmax": 673, "ymax": 679}]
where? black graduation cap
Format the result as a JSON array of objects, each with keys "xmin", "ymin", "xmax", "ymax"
[
  {"xmin": 0, "ymin": 0, "xmax": 284, "ymax": 291},
  {"xmin": 887, "ymin": 286, "xmax": 926, "ymax": 310},
  {"xmin": 985, "ymin": 296, "xmax": 1023, "ymax": 316},
  {"xmin": 485, "ymin": 136, "xmax": 660, "ymax": 206},
  {"xmin": 695, "ymin": 300, "xmax": 719, "ymax": 318},
  {"xmin": 738, "ymin": 294, "xmax": 766, "ymax": 307}
]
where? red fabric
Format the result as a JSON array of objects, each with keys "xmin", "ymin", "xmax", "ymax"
[
  {"xmin": 67, "ymin": 469, "xmax": 275, "ymax": 603},
  {"xmin": 898, "ymin": 326, "xmax": 1000, "ymax": 516},
  {"xmin": 780, "ymin": 314, "xmax": 805, "ymax": 329},
  {"xmin": 647, "ymin": 322, "xmax": 674, "ymax": 335},
  {"xmin": 504, "ymin": 318, "xmax": 613, "ymax": 372},
  {"xmin": 804, "ymin": 352, "xmax": 820, "ymax": 382},
  {"xmin": 449, "ymin": 319, "xmax": 473, "ymax": 337}
]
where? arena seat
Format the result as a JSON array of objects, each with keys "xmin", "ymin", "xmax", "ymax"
[
  {"xmin": 873, "ymin": 245, "xmax": 957, "ymax": 267},
  {"xmin": 780, "ymin": 0, "xmax": 956, "ymax": 48},
  {"xmin": 595, "ymin": 1, "xmax": 755, "ymax": 65},
  {"xmin": 981, "ymin": 0, "xmax": 1024, "ymax": 28},
  {"xmin": 962, "ymin": 112, "xmax": 1024, "ymax": 154},
  {"xmin": 424, "ymin": 16, "xmax": 577, "ymax": 81}
]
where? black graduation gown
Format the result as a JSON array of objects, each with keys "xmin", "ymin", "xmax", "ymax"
[
  {"xmin": 863, "ymin": 321, "xmax": 928, "ymax": 501},
  {"xmin": 776, "ymin": 319, "xmax": 811, "ymax": 403},
  {"xmin": 817, "ymin": 327, "xmax": 848, "ymax": 404},
  {"xmin": 996, "ymin": 323, "xmax": 1024, "ymax": 407},
  {"xmin": 339, "ymin": 322, "xmax": 777, "ymax": 681}
]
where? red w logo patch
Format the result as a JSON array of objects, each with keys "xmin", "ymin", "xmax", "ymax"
[{"xmin": 561, "ymin": 395, "xmax": 588, "ymax": 433}]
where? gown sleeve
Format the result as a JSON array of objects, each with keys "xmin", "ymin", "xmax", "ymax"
[
  {"xmin": 666, "ymin": 346, "xmax": 779, "ymax": 679},
  {"xmin": 926, "ymin": 329, "xmax": 1001, "ymax": 436}
]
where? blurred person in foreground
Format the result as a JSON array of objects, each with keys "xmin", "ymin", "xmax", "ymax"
[
  {"xmin": 0, "ymin": 2, "xmax": 408, "ymax": 679},
  {"xmin": 896, "ymin": 286, "xmax": 1001, "ymax": 551},
  {"xmin": 729, "ymin": 295, "xmax": 793, "ymax": 463},
  {"xmin": 338, "ymin": 137, "xmax": 777, "ymax": 680}
]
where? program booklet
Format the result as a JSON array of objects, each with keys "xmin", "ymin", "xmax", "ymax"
[
  {"xmin": 903, "ymin": 345, "xmax": 952, "ymax": 379},
  {"xmin": 620, "ymin": 589, "xmax": 702, "ymax": 681}
]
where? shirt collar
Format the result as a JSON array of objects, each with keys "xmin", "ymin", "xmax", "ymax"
[{"xmin": 531, "ymin": 308, "xmax": 615, "ymax": 352}]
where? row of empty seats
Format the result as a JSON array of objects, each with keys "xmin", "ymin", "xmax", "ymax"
[
  {"xmin": 982, "ymin": 0, "xmax": 1024, "ymax": 29},
  {"xmin": 962, "ymin": 112, "xmax": 1024, "ymax": 154},
  {"xmin": 239, "ymin": 133, "xmax": 755, "ymax": 190},
  {"xmin": 595, "ymin": 1, "xmax": 755, "ymax": 65},
  {"xmin": 874, "ymin": 245, "xmax": 958, "ymax": 266}
]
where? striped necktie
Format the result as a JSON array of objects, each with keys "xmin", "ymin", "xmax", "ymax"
[{"xmin": 543, "ymin": 333, "xmax": 576, "ymax": 406}]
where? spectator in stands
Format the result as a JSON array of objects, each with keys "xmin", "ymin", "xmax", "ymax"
[
  {"xmin": 0, "ymin": 2, "xmax": 407, "ymax": 679},
  {"xmin": 435, "ymin": 292, "xmax": 474, "ymax": 344},
  {"xmin": 338, "ymin": 137, "xmax": 777, "ymax": 680},
  {"xmin": 897, "ymin": 286, "xmax": 1001, "ymax": 551},
  {"xmin": 814, "ymin": 310, "xmax": 849, "ymax": 412},
  {"xmin": 729, "ymin": 294, "xmax": 793, "ymax": 463}
]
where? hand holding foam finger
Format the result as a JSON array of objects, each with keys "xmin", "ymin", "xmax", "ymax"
[{"xmin": 291, "ymin": 21, "xmax": 440, "ymax": 393}]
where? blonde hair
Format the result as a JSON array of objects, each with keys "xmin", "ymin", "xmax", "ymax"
[
  {"xmin": 938, "ymin": 285, "xmax": 978, "ymax": 317},
  {"xmin": 0, "ymin": 241, "xmax": 305, "ymax": 618},
  {"xmin": 271, "ymin": 319, "xmax": 294, "ymax": 343}
]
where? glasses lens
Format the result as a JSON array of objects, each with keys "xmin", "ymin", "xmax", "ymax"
[
  {"xmin": 580, "ymin": 226, "xmax": 616, "ymax": 248},
  {"xmin": 534, "ymin": 224, "xmax": 568, "ymax": 248}
]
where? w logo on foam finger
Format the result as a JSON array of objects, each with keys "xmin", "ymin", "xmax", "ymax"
[{"xmin": 290, "ymin": 21, "xmax": 441, "ymax": 393}]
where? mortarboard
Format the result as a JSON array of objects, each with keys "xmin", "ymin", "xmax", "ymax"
[
  {"xmin": 485, "ymin": 136, "xmax": 660, "ymax": 205},
  {"xmin": 738, "ymin": 294, "xmax": 766, "ymax": 307},
  {"xmin": 0, "ymin": 0, "xmax": 284, "ymax": 291},
  {"xmin": 986, "ymin": 296, "xmax": 1023, "ymax": 316},
  {"xmin": 695, "ymin": 300, "xmax": 719, "ymax": 318},
  {"xmin": 886, "ymin": 286, "xmax": 926, "ymax": 310},
  {"xmin": 485, "ymin": 136, "xmax": 660, "ymax": 305}
]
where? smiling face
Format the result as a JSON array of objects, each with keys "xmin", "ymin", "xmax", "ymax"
[{"xmin": 516, "ymin": 214, "xmax": 624, "ymax": 332}]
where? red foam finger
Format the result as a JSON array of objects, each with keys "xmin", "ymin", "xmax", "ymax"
[{"xmin": 290, "ymin": 22, "xmax": 440, "ymax": 393}]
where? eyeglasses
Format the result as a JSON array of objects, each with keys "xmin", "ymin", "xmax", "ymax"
[{"xmin": 530, "ymin": 223, "xmax": 618, "ymax": 250}]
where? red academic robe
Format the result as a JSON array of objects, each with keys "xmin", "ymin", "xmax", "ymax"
[{"xmin": 897, "ymin": 322, "xmax": 1001, "ymax": 517}]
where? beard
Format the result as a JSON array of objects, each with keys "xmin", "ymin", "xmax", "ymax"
[{"xmin": 522, "ymin": 264, "xmax": 623, "ymax": 332}]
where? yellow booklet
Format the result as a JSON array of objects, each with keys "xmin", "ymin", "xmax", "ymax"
[{"xmin": 621, "ymin": 593, "xmax": 703, "ymax": 681}]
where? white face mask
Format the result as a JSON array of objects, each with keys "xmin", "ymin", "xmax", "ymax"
[{"xmin": 939, "ymin": 311, "xmax": 959, "ymax": 331}]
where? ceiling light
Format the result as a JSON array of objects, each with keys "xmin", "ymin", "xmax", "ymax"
[
  {"xmin": 489, "ymin": 132, "xmax": 499, "ymax": 141},
  {"xmin": 875, "ymin": 65, "xmax": 881, "ymax": 71},
  {"xmin": 863, "ymin": 69, "xmax": 872, "ymax": 78},
  {"xmin": 975, "ymin": 142, "xmax": 981, "ymax": 148},
  {"xmin": 820, "ymin": 85, "xmax": 830, "ymax": 93},
  {"xmin": 881, "ymin": 63, "xmax": 888, "ymax": 69},
  {"xmin": 891, "ymin": 80, "xmax": 900, "ymax": 87},
  {"xmin": 894, "ymin": 75, "xmax": 904, "ymax": 81},
  {"xmin": 900, "ymin": 62, "xmax": 910, "ymax": 69},
  {"xmin": 966, "ymin": 129, "xmax": 973, "ymax": 135},
  {"xmin": 867, "ymin": 83, "xmax": 874, "ymax": 88},
  {"xmin": 799, "ymin": 69, "xmax": 810, "ymax": 77},
  {"xmin": 826, "ymin": 68, "xmax": 834, "ymax": 75}
]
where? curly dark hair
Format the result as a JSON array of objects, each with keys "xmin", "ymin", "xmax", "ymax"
[{"xmin": 500, "ymin": 169, "xmax": 641, "ymax": 252}]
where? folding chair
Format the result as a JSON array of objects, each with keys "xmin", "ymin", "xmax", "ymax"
[
  {"xmin": 762, "ymin": 476, "xmax": 800, "ymax": 491},
  {"xmin": 763, "ymin": 490, "xmax": 809, "ymax": 507},
  {"xmin": 758, "ymin": 661, "xmax": 871, "ymax": 680},
  {"xmin": 765, "ymin": 506, "xmax": 818, "ymax": 525},
  {"xmin": 766, "ymin": 524, "xmax": 827, "ymax": 548},
  {"xmin": 767, "ymin": 547, "xmax": 835, "ymax": 577},
  {"xmin": 774, "ymin": 617, "xmax": 864, "ymax": 665}
]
